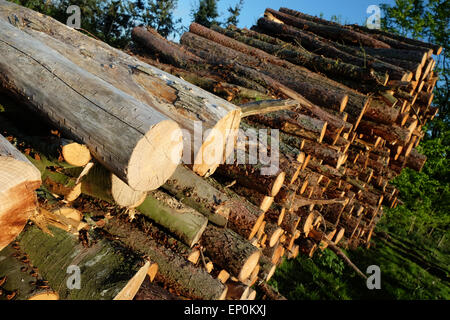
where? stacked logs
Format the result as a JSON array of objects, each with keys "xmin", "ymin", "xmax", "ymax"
[{"xmin": 0, "ymin": 2, "xmax": 440, "ymax": 300}]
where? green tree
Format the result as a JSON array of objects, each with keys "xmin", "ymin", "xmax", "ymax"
[
  {"xmin": 138, "ymin": 0, "xmax": 182, "ymax": 38},
  {"xmin": 225, "ymin": 0, "xmax": 244, "ymax": 26},
  {"xmin": 192, "ymin": 0, "xmax": 219, "ymax": 28}
]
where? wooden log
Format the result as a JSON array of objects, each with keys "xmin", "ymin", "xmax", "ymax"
[
  {"xmin": 201, "ymin": 225, "xmax": 261, "ymax": 282},
  {"xmin": 0, "ymin": 243, "xmax": 58, "ymax": 300},
  {"xmin": 72, "ymin": 163, "xmax": 147, "ymax": 208},
  {"xmin": 134, "ymin": 280, "xmax": 181, "ymax": 300},
  {"xmin": 266, "ymin": 9, "xmax": 389, "ymax": 48},
  {"xmin": 225, "ymin": 281, "xmax": 250, "ymax": 300},
  {"xmin": 103, "ymin": 217, "xmax": 227, "ymax": 300},
  {"xmin": 132, "ymin": 26, "xmax": 203, "ymax": 68},
  {"xmin": 406, "ymin": 148, "xmax": 427, "ymax": 172},
  {"xmin": 346, "ymin": 23, "xmax": 442, "ymax": 55},
  {"xmin": 255, "ymin": 18, "xmax": 410, "ymax": 81},
  {"xmin": 364, "ymin": 99, "xmax": 400, "ymax": 125},
  {"xmin": 0, "ymin": 2, "xmax": 241, "ymax": 178},
  {"xmin": 181, "ymin": 32, "xmax": 349, "ymax": 113},
  {"xmin": 137, "ymin": 190, "xmax": 208, "ymax": 248},
  {"xmin": 0, "ymin": 19, "xmax": 183, "ymax": 192},
  {"xmin": 0, "ymin": 134, "xmax": 41, "ymax": 251},
  {"xmin": 247, "ymin": 110, "xmax": 327, "ymax": 143},
  {"xmin": 16, "ymin": 224, "xmax": 150, "ymax": 300},
  {"xmin": 211, "ymin": 25, "xmax": 388, "ymax": 85},
  {"xmin": 258, "ymin": 255, "xmax": 277, "ymax": 282},
  {"xmin": 256, "ymin": 281, "xmax": 287, "ymax": 300},
  {"xmin": 240, "ymin": 99, "xmax": 300, "ymax": 117},
  {"xmin": 358, "ymin": 120, "xmax": 411, "ymax": 145}
]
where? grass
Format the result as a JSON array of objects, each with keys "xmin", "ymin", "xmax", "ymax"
[{"xmin": 269, "ymin": 225, "xmax": 450, "ymax": 300}]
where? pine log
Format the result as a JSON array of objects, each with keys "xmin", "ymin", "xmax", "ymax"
[
  {"xmin": 346, "ymin": 24, "xmax": 442, "ymax": 55},
  {"xmin": 0, "ymin": 1, "xmax": 241, "ymax": 178},
  {"xmin": 358, "ymin": 120, "xmax": 411, "ymax": 145},
  {"xmin": 256, "ymin": 281, "xmax": 287, "ymax": 300},
  {"xmin": 406, "ymin": 148, "xmax": 427, "ymax": 172},
  {"xmin": 0, "ymin": 134, "xmax": 41, "ymax": 251},
  {"xmin": 134, "ymin": 280, "xmax": 181, "ymax": 300},
  {"xmin": 201, "ymin": 225, "xmax": 261, "ymax": 282},
  {"xmin": 131, "ymin": 26, "xmax": 203, "ymax": 68},
  {"xmin": 16, "ymin": 224, "xmax": 150, "ymax": 300},
  {"xmin": 364, "ymin": 99, "xmax": 400, "ymax": 124},
  {"xmin": 180, "ymin": 32, "xmax": 349, "ymax": 112},
  {"xmin": 240, "ymin": 99, "xmax": 300, "ymax": 117},
  {"xmin": 137, "ymin": 190, "xmax": 208, "ymax": 248},
  {"xmin": 211, "ymin": 25, "xmax": 388, "ymax": 85},
  {"xmin": 255, "ymin": 18, "xmax": 410, "ymax": 81},
  {"xmin": 102, "ymin": 217, "xmax": 227, "ymax": 300},
  {"xmin": 266, "ymin": 9, "xmax": 389, "ymax": 48},
  {"xmin": 0, "ymin": 19, "xmax": 183, "ymax": 192}
]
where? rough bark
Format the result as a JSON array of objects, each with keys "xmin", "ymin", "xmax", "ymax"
[
  {"xmin": 211, "ymin": 24, "xmax": 388, "ymax": 85},
  {"xmin": 16, "ymin": 224, "xmax": 149, "ymax": 300},
  {"xmin": 102, "ymin": 217, "xmax": 227, "ymax": 300},
  {"xmin": 201, "ymin": 225, "xmax": 261, "ymax": 282}
]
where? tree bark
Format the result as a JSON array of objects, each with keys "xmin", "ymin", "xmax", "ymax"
[
  {"xmin": 102, "ymin": 217, "xmax": 227, "ymax": 300},
  {"xmin": 201, "ymin": 225, "xmax": 261, "ymax": 283},
  {"xmin": 16, "ymin": 224, "xmax": 150, "ymax": 300},
  {"xmin": 255, "ymin": 18, "xmax": 410, "ymax": 81},
  {"xmin": 0, "ymin": 243, "xmax": 58, "ymax": 300},
  {"xmin": 0, "ymin": 19, "xmax": 183, "ymax": 192},
  {"xmin": 211, "ymin": 24, "xmax": 388, "ymax": 85},
  {"xmin": 0, "ymin": 134, "xmax": 41, "ymax": 251},
  {"xmin": 181, "ymin": 32, "xmax": 349, "ymax": 112},
  {"xmin": 137, "ymin": 190, "xmax": 209, "ymax": 248},
  {"xmin": 268, "ymin": 8, "xmax": 389, "ymax": 48}
]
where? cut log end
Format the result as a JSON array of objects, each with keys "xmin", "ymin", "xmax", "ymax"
[
  {"xmin": 193, "ymin": 109, "xmax": 242, "ymax": 177},
  {"xmin": 127, "ymin": 120, "xmax": 183, "ymax": 191},
  {"xmin": 28, "ymin": 292, "xmax": 60, "ymax": 300},
  {"xmin": 61, "ymin": 142, "xmax": 91, "ymax": 167},
  {"xmin": 111, "ymin": 174, "xmax": 147, "ymax": 208},
  {"xmin": 238, "ymin": 250, "xmax": 261, "ymax": 283}
]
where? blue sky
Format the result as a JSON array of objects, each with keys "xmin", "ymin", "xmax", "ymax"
[{"xmin": 172, "ymin": 0, "xmax": 398, "ymax": 39}]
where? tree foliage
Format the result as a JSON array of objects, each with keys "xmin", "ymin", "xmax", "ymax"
[{"xmin": 191, "ymin": 0, "xmax": 245, "ymax": 28}]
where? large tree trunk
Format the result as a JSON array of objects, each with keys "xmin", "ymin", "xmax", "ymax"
[
  {"xmin": 0, "ymin": 19, "xmax": 183, "ymax": 192},
  {"xmin": 0, "ymin": 1, "xmax": 242, "ymax": 178},
  {"xmin": 15, "ymin": 224, "xmax": 150, "ymax": 300},
  {"xmin": 0, "ymin": 134, "xmax": 41, "ymax": 251}
]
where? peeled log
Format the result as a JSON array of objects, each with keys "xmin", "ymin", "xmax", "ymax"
[
  {"xmin": 0, "ymin": 1, "xmax": 241, "ymax": 178},
  {"xmin": 0, "ymin": 19, "xmax": 183, "ymax": 192},
  {"xmin": 0, "ymin": 134, "xmax": 41, "ymax": 251},
  {"xmin": 201, "ymin": 225, "xmax": 261, "ymax": 283}
]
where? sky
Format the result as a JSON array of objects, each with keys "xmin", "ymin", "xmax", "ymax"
[{"xmin": 172, "ymin": 0, "xmax": 398, "ymax": 40}]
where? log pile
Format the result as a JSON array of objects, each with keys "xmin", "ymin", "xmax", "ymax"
[{"xmin": 0, "ymin": 1, "xmax": 441, "ymax": 300}]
